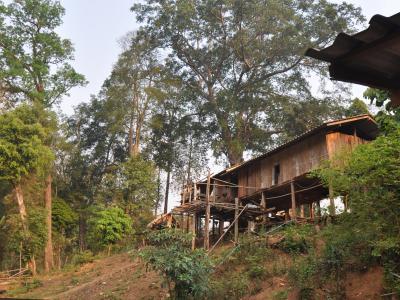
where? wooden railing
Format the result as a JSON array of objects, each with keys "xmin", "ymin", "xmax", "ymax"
[{"xmin": 0, "ymin": 268, "xmax": 30, "ymax": 281}]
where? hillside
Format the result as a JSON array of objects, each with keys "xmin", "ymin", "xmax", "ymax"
[
  {"xmin": 2, "ymin": 224, "xmax": 387, "ymax": 300},
  {"xmin": 2, "ymin": 253, "xmax": 168, "ymax": 300}
]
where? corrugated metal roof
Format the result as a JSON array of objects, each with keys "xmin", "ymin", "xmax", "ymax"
[{"xmin": 306, "ymin": 12, "xmax": 400, "ymax": 90}]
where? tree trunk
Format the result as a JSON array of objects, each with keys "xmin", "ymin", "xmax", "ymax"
[
  {"xmin": 79, "ymin": 214, "xmax": 86, "ymax": 251},
  {"xmin": 29, "ymin": 255, "xmax": 37, "ymax": 276},
  {"xmin": 128, "ymin": 113, "xmax": 134, "ymax": 156},
  {"xmin": 227, "ymin": 148, "xmax": 243, "ymax": 166},
  {"xmin": 14, "ymin": 183, "xmax": 27, "ymax": 230},
  {"xmin": 15, "ymin": 184, "xmax": 37, "ymax": 275},
  {"xmin": 164, "ymin": 170, "xmax": 171, "ymax": 214},
  {"xmin": 154, "ymin": 168, "xmax": 161, "ymax": 216},
  {"xmin": 132, "ymin": 121, "xmax": 141, "ymax": 157},
  {"xmin": 44, "ymin": 174, "xmax": 54, "ymax": 272}
]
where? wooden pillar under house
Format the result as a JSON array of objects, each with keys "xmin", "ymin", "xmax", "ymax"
[
  {"xmin": 261, "ymin": 192, "xmax": 267, "ymax": 228},
  {"xmin": 212, "ymin": 217, "xmax": 215, "ymax": 237},
  {"xmin": 290, "ymin": 181, "xmax": 297, "ymax": 220},
  {"xmin": 204, "ymin": 172, "xmax": 211, "ymax": 250},
  {"xmin": 300, "ymin": 205, "xmax": 305, "ymax": 218},
  {"xmin": 234, "ymin": 197, "xmax": 239, "ymax": 244},
  {"xmin": 186, "ymin": 213, "xmax": 190, "ymax": 233},
  {"xmin": 309, "ymin": 203, "xmax": 314, "ymax": 220},
  {"xmin": 219, "ymin": 219, "xmax": 224, "ymax": 236},
  {"xmin": 191, "ymin": 212, "xmax": 196, "ymax": 250}
]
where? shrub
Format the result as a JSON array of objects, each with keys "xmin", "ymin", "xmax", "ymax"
[
  {"xmin": 71, "ymin": 250, "xmax": 96, "ymax": 265},
  {"xmin": 209, "ymin": 273, "xmax": 249, "ymax": 300},
  {"xmin": 277, "ymin": 224, "xmax": 315, "ymax": 254},
  {"xmin": 288, "ymin": 254, "xmax": 318, "ymax": 298},
  {"xmin": 139, "ymin": 229, "xmax": 213, "ymax": 299},
  {"xmin": 88, "ymin": 206, "xmax": 132, "ymax": 253},
  {"xmin": 272, "ymin": 289, "xmax": 289, "ymax": 300}
]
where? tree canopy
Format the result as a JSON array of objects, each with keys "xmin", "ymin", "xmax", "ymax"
[{"xmin": 132, "ymin": 0, "xmax": 365, "ymax": 165}]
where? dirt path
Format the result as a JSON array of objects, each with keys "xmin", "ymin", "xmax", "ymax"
[{"xmin": 5, "ymin": 253, "xmax": 168, "ymax": 300}]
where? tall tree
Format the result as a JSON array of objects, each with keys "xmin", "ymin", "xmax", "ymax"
[
  {"xmin": 0, "ymin": 104, "xmax": 53, "ymax": 273},
  {"xmin": 148, "ymin": 75, "xmax": 208, "ymax": 213},
  {"xmin": 0, "ymin": 0, "xmax": 86, "ymax": 271},
  {"xmin": 132, "ymin": 0, "xmax": 365, "ymax": 165},
  {"xmin": 106, "ymin": 32, "xmax": 161, "ymax": 158}
]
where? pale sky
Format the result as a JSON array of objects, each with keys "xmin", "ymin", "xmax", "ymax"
[{"xmin": 57, "ymin": 0, "xmax": 400, "ymax": 115}]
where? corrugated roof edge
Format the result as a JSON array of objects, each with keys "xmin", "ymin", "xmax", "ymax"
[
  {"xmin": 210, "ymin": 114, "xmax": 376, "ymax": 179},
  {"xmin": 305, "ymin": 12, "xmax": 400, "ymax": 61}
]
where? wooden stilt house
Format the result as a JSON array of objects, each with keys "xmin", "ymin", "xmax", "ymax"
[{"xmin": 173, "ymin": 114, "xmax": 378, "ymax": 249}]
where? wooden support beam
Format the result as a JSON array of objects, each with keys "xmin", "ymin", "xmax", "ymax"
[
  {"xmin": 209, "ymin": 204, "xmax": 248, "ymax": 253},
  {"xmin": 219, "ymin": 219, "xmax": 224, "ymax": 236},
  {"xmin": 186, "ymin": 213, "xmax": 190, "ymax": 233},
  {"xmin": 300, "ymin": 205, "xmax": 305, "ymax": 218},
  {"xmin": 204, "ymin": 172, "xmax": 211, "ymax": 250},
  {"xmin": 261, "ymin": 192, "xmax": 267, "ymax": 227},
  {"xmin": 290, "ymin": 181, "xmax": 297, "ymax": 220},
  {"xmin": 247, "ymin": 220, "xmax": 254, "ymax": 232},
  {"xmin": 191, "ymin": 213, "xmax": 196, "ymax": 250},
  {"xmin": 234, "ymin": 197, "xmax": 239, "ymax": 244},
  {"xmin": 212, "ymin": 217, "xmax": 215, "ymax": 237},
  {"xmin": 310, "ymin": 203, "xmax": 314, "ymax": 220}
]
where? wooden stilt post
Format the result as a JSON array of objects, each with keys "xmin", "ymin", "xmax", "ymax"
[
  {"xmin": 204, "ymin": 172, "xmax": 211, "ymax": 250},
  {"xmin": 290, "ymin": 181, "xmax": 297, "ymax": 220},
  {"xmin": 186, "ymin": 213, "xmax": 190, "ymax": 233},
  {"xmin": 329, "ymin": 184, "xmax": 335, "ymax": 216},
  {"xmin": 300, "ymin": 205, "xmax": 305, "ymax": 218},
  {"xmin": 234, "ymin": 197, "xmax": 239, "ymax": 244},
  {"xmin": 212, "ymin": 217, "xmax": 215, "ymax": 237},
  {"xmin": 191, "ymin": 213, "xmax": 196, "ymax": 250},
  {"xmin": 261, "ymin": 192, "xmax": 267, "ymax": 228},
  {"xmin": 310, "ymin": 203, "xmax": 314, "ymax": 220},
  {"xmin": 219, "ymin": 219, "xmax": 224, "ymax": 236}
]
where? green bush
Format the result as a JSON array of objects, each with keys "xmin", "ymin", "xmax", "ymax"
[
  {"xmin": 321, "ymin": 218, "xmax": 376, "ymax": 272},
  {"xmin": 209, "ymin": 273, "xmax": 249, "ymax": 300},
  {"xmin": 277, "ymin": 224, "xmax": 315, "ymax": 254},
  {"xmin": 314, "ymin": 121, "xmax": 400, "ymax": 292},
  {"xmin": 88, "ymin": 206, "xmax": 132, "ymax": 252},
  {"xmin": 139, "ymin": 229, "xmax": 213, "ymax": 299},
  {"xmin": 272, "ymin": 289, "xmax": 289, "ymax": 300},
  {"xmin": 71, "ymin": 250, "xmax": 96, "ymax": 265},
  {"xmin": 288, "ymin": 254, "xmax": 318, "ymax": 298}
]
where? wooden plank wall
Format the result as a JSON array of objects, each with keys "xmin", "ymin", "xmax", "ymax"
[
  {"xmin": 326, "ymin": 131, "xmax": 366, "ymax": 158},
  {"xmin": 238, "ymin": 132, "xmax": 328, "ymax": 198}
]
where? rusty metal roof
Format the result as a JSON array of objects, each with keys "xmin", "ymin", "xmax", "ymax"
[{"xmin": 306, "ymin": 12, "xmax": 400, "ymax": 90}]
